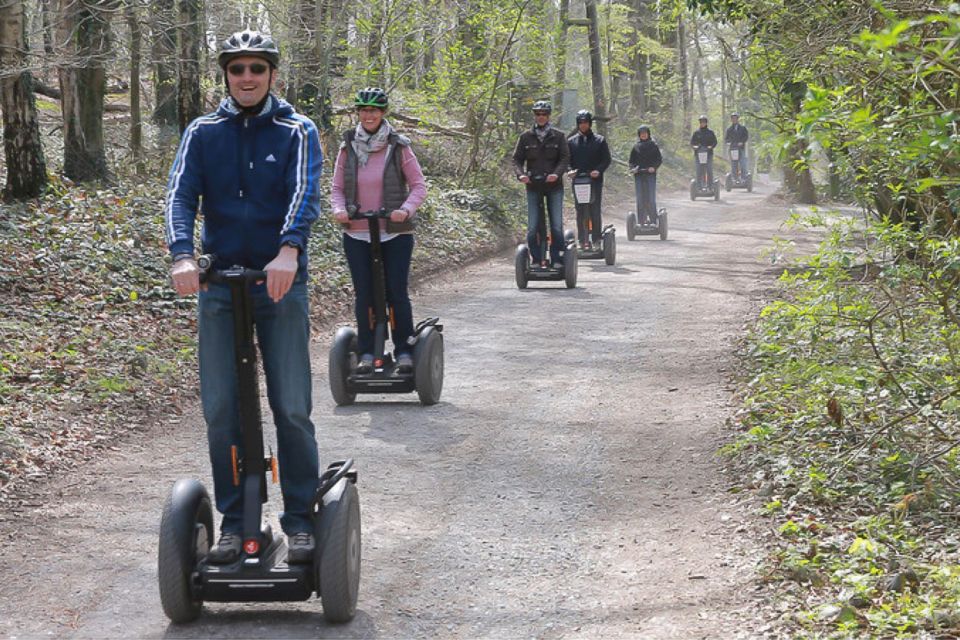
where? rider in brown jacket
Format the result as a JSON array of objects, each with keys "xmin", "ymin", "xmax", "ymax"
[{"xmin": 512, "ymin": 100, "xmax": 570, "ymax": 267}]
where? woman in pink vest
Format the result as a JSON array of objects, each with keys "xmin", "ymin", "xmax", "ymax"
[{"xmin": 331, "ymin": 87, "xmax": 427, "ymax": 374}]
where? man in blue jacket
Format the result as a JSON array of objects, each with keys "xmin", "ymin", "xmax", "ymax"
[
  {"xmin": 567, "ymin": 110, "xmax": 611, "ymax": 249},
  {"xmin": 164, "ymin": 29, "xmax": 322, "ymax": 565}
]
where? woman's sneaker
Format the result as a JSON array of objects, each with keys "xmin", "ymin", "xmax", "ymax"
[
  {"xmin": 396, "ymin": 353, "xmax": 413, "ymax": 373},
  {"xmin": 287, "ymin": 532, "xmax": 315, "ymax": 564},
  {"xmin": 208, "ymin": 532, "xmax": 242, "ymax": 564},
  {"xmin": 355, "ymin": 354, "xmax": 374, "ymax": 374}
]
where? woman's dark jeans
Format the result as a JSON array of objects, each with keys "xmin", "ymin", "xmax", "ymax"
[{"xmin": 343, "ymin": 232, "xmax": 415, "ymax": 357}]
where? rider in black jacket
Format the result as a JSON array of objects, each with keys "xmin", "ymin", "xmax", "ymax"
[
  {"xmin": 567, "ymin": 110, "xmax": 611, "ymax": 249},
  {"xmin": 724, "ymin": 112, "xmax": 749, "ymax": 178},
  {"xmin": 629, "ymin": 125, "xmax": 663, "ymax": 223},
  {"xmin": 690, "ymin": 115, "xmax": 718, "ymax": 184}
]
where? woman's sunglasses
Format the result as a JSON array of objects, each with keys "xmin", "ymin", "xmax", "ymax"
[{"xmin": 227, "ymin": 62, "xmax": 269, "ymax": 76}]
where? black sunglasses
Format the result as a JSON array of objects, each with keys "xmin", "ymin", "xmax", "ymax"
[{"xmin": 227, "ymin": 62, "xmax": 269, "ymax": 76}]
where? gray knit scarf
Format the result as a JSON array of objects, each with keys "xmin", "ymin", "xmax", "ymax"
[{"xmin": 352, "ymin": 119, "xmax": 394, "ymax": 167}]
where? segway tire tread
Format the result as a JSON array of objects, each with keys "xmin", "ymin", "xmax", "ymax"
[
  {"xmin": 414, "ymin": 328, "xmax": 444, "ymax": 405},
  {"xmin": 319, "ymin": 482, "xmax": 362, "ymax": 623},
  {"xmin": 329, "ymin": 327, "xmax": 357, "ymax": 406},
  {"xmin": 158, "ymin": 479, "xmax": 212, "ymax": 623}
]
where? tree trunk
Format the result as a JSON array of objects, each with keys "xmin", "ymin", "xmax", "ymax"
[
  {"xmin": 628, "ymin": 0, "xmax": 648, "ymax": 115},
  {"xmin": 177, "ymin": 0, "xmax": 202, "ymax": 133},
  {"xmin": 0, "ymin": 0, "xmax": 48, "ymax": 199},
  {"xmin": 126, "ymin": 0, "xmax": 143, "ymax": 175},
  {"xmin": 151, "ymin": 0, "xmax": 177, "ymax": 128},
  {"xmin": 677, "ymin": 15, "xmax": 691, "ymax": 139},
  {"xmin": 57, "ymin": 0, "xmax": 112, "ymax": 183},
  {"xmin": 554, "ymin": 0, "xmax": 568, "ymax": 115},
  {"xmin": 585, "ymin": 0, "xmax": 607, "ymax": 135},
  {"xmin": 692, "ymin": 20, "xmax": 707, "ymax": 113}
]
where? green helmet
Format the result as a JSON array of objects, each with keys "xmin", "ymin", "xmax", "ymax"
[{"xmin": 355, "ymin": 87, "xmax": 389, "ymax": 109}]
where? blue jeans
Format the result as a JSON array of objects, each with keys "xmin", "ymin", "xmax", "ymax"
[
  {"xmin": 343, "ymin": 233, "xmax": 415, "ymax": 357},
  {"xmin": 634, "ymin": 173, "xmax": 657, "ymax": 221},
  {"xmin": 199, "ymin": 280, "xmax": 318, "ymax": 536},
  {"xmin": 731, "ymin": 147, "xmax": 748, "ymax": 178},
  {"xmin": 526, "ymin": 188, "xmax": 564, "ymax": 264}
]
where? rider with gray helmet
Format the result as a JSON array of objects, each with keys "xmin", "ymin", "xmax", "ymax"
[{"xmin": 165, "ymin": 28, "xmax": 322, "ymax": 565}]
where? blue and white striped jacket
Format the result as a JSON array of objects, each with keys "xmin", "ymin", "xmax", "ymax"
[{"xmin": 164, "ymin": 95, "xmax": 322, "ymax": 276}]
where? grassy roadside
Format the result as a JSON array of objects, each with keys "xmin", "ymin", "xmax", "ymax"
[
  {"xmin": 0, "ymin": 174, "xmax": 522, "ymax": 499},
  {"xmin": 727, "ymin": 208, "xmax": 960, "ymax": 638}
]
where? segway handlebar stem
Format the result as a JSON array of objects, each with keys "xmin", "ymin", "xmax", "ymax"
[{"xmin": 197, "ymin": 254, "xmax": 268, "ymax": 285}]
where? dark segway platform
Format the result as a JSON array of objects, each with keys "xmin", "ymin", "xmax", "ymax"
[{"xmin": 626, "ymin": 208, "xmax": 668, "ymax": 241}]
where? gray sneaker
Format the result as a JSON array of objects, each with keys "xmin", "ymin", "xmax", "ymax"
[
  {"xmin": 396, "ymin": 353, "xmax": 413, "ymax": 373},
  {"xmin": 287, "ymin": 532, "xmax": 315, "ymax": 564},
  {"xmin": 355, "ymin": 354, "xmax": 374, "ymax": 374},
  {"xmin": 208, "ymin": 532, "xmax": 242, "ymax": 564}
]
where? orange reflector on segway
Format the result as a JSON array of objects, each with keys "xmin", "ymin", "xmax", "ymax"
[
  {"xmin": 374, "ymin": 359, "xmax": 384, "ymax": 367},
  {"xmin": 230, "ymin": 446, "xmax": 240, "ymax": 486},
  {"xmin": 244, "ymin": 539, "xmax": 260, "ymax": 555}
]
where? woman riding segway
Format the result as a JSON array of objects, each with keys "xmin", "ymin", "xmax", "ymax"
[
  {"xmin": 329, "ymin": 87, "xmax": 443, "ymax": 405},
  {"xmin": 332, "ymin": 87, "xmax": 427, "ymax": 376}
]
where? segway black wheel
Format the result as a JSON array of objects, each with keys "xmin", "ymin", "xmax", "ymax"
[
  {"xmin": 414, "ymin": 327, "xmax": 444, "ymax": 405},
  {"xmin": 689, "ymin": 181, "xmax": 696, "ymax": 201},
  {"xmin": 158, "ymin": 478, "xmax": 212, "ymax": 623},
  {"xmin": 514, "ymin": 244, "xmax": 529, "ymax": 290},
  {"xmin": 603, "ymin": 231, "xmax": 616, "ymax": 265},
  {"xmin": 659, "ymin": 211, "xmax": 669, "ymax": 241},
  {"xmin": 316, "ymin": 480, "xmax": 361, "ymax": 623},
  {"xmin": 329, "ymin": 327, "xmax": 357, "ymax": 406},
  {"xmin": 713, "ymin": 182, "xmax": 721, "ymax": 201},
  {"xmin": 747, "ymin": 175, "xmax": 753, "ymax": 192},
  {"xmin": 564, "ymin": 245, "xmax": 578, "ymax": 289},
  {"xmin": 626, "ymin": 213, "xmax": 636, "ymax": 241},
  {"xmin": 725, "ymin": 174, "xmax": 732, "ymax": 192}
]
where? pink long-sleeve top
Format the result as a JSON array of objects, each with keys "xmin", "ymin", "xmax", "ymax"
[{"xmin": 331, "ymin": 143, "xmax": 427, "ymax": 240}]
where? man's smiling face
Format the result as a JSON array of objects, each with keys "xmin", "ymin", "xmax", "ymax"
[{"xmin": 226, "ymin": 55, "xmax": 274, "ymax": 108}]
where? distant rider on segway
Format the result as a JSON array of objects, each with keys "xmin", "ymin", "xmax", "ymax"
[
  {"xmin": 629, "ymin": 125, "xmax": 663, "ymax": 223},
  {"xmin": 512, "ymin": 100, "xmax": 570, "ymax": 267},
  {"xmin": 566, "ymin": 109, "xmax": 611, "ymax": 250},
  {"xmin": 165, "ymin": 29, "xmax": 322, "ymax": 565},
  {"xmin": 724, "ymin": 112, "xmax": 749, "ymax": 179},
  {"xmin": 690, "ymin": 115, "xmax": 718, "ymax": 185}
]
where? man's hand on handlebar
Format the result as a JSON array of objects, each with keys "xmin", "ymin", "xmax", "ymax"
[
  {"xmin": 264, "ymin": 245, "xmax": 299, "ymax": 303},
  {"xmin": 171, "ymin": 257, "xmax": 204, "ymax": 297},
  {"xmin": 518, "ymin": 174, "xmax": 531, "ymax": 184},
  {"xmin": 589, "ymin": 170, "xmax": 600, "ymax": 179},
  {"xmin": 545, "ymin": 174, "xmax": 558, "ymax": 183},
  {"xmin": 334, "ymin": 209, "xmax": 349, "ymax": 223}
]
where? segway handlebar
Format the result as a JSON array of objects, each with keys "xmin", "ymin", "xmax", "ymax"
[
  {"xmin": 197, "ymin": 254, "xmax": 268, "ymax": 284},
  {"xmin": 347, "ymin": 207, "xmax": 391, "ymax": 220}
]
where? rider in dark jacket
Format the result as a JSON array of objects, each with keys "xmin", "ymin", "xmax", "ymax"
[
  {"xmin": 690, "ymin": 115, "xmax": 718, "ymax": 184},
  {"xmin": 512, "ymin": 100, "xmax": 570, "ymax": 266},
  {"xmin": 629, "ymin": 125, "xmax": 663, "ymax": 223},
  {"xmin": 567, "ymin": 110, "xmax": 611, "ymax": 248},
  {"xmin": 724, "ymin": 112, "xmax": 749, "ymax": 178}
]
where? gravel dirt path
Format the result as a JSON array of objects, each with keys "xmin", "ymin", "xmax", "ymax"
[{"xmin": 0, "ymin": 183, "xmax": 787, "ymax": 639}]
